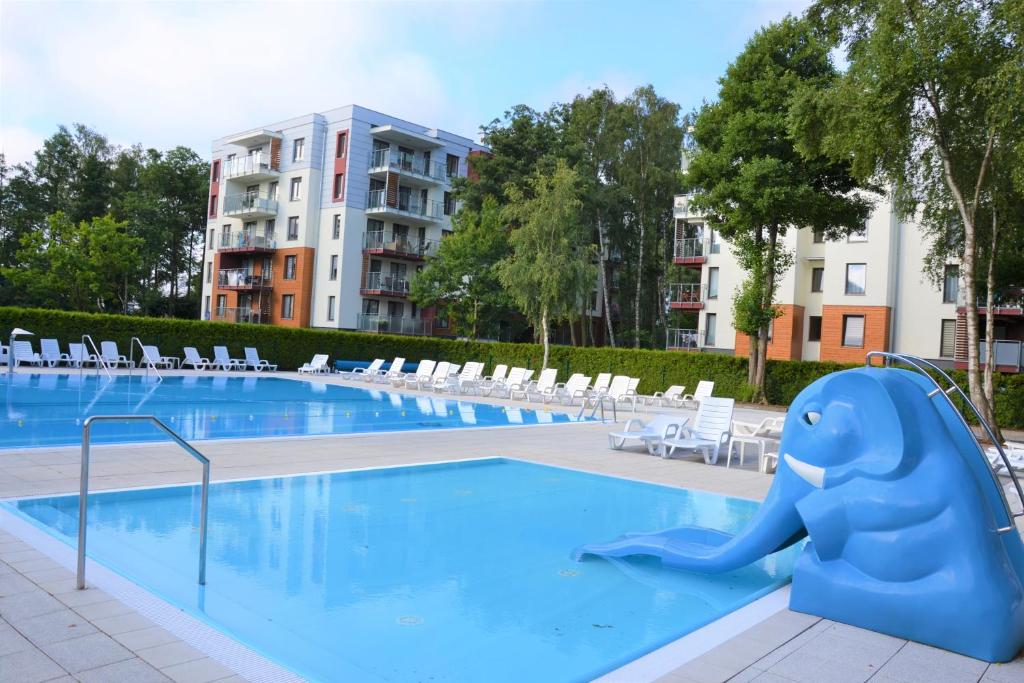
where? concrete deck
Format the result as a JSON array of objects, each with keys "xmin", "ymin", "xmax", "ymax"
[{"xmin": 1, "ymin": 368, "xmax": 1022, "ymax": 682}]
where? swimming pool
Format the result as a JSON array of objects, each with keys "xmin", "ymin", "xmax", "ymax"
[
  {"xmin": 0, "ymin": 374, "xmax": 585, "ymax": 448},
  {"xmin": 4, "ymin": 458, "xmax": 799, "ymax": 682}
]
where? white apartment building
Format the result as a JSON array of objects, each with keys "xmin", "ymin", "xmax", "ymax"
[
  {"xmin": 667, "ymin": 194, "xmax": 1024, "ymax": 372},
  {"xmin": 200, "ymin": 105, "xmax": 488, "ymax": 334}
]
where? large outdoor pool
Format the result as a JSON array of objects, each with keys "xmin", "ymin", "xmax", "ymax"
[
  {"xmin": 0, "ymin": 374, "xmax": 586, "ymax": 448},
  {"xmin": 3, "ymin": 459, "xmax": 799, "ymax": 682}
]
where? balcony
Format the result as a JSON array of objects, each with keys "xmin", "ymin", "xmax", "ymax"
[
  {"xmin": 958, "ymin": 287, "xmax": 1024, "ymax": 316},
  {"xmin": 360, "ymin": 272, "xmax": 411, "ymax": 297},
  {"xmin": 222, "ymin": 153, "xmax": 278, "ymax": 182},
  {"xmin": 362, "ymin": 230, "xmax": 435, "ymax": 261},
  {"xmin": 368, "ymin": 148, "xmax": 447, "ymax": 185},
  {"xmin": 224, "ymin": 192, "xmax": 278, "ymax": 220},
  {"xmin": 668, "ymin": 283, "xmax": 706, "ymax": 310},
  {"xmin": 365, "ymin": 190, "xmax": 444, "ymax": 223},
  {"xmin": 666, "ymin": 328, "xmax": 701, "ymax": 351},
  {"xmin": 673, "ymin": 237, "xmax": 709, "ymax": 266},
  {"xmin": 210, "ymin": 307, "xmax": 270, "ymax": 325},
  {"xmin": 356, "ymin": 313, "xmax": 432, "ymax": 336},
  {"xmin": 219, "ymin": 231, "xmax": 276, "ymax": 253},
  {"xmin": 981, "ymin": 340, "xmax": 1023, "ymax": 372},
  {"xmin": 218, "ymin": 268, "xmax": 272, "ymax": 291}
]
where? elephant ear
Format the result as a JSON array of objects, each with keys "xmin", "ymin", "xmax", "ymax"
[{"xmin": 818, "ymin": 370, "xmax": 913, "ymax": 487}]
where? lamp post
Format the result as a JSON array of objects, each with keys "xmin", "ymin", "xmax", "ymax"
[{"xmin": 8, "ymin": 328, "xmax": 33, "ymax": 375}]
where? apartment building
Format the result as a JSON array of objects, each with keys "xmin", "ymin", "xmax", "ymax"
[
  {"xmin": 667, "ymin": 194, "xmax": 1024, "ymax": 372},
  {"xmin": 200, "ymin": 105, "xmax": 488, "ymax": 335}
]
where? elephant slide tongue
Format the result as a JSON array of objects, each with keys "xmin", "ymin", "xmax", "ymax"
[{"xmin": 572, "ymin": 526, "xmax": 735, "ymax": 563}]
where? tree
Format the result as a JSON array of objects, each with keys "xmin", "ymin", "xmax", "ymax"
[
  {"xmin": 796, "ymin": 0, "xmax": 1020, "ymax": 427},
  {"xmin": 410, "ymin": 197, "xmax": 514, "ymax": 339},
  {"xmin": 497, "ymin": 161, "xmax": 597, "ymax": 368},
  {"xmin": 689, "ymin": 16, "xmax": 875, "ymax": 401}
]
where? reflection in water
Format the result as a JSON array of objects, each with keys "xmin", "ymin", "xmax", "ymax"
[
  {"xmin": 7, "ymin": 460, "xmax": 800, "ymax": 683},
  {"xmin": 0, "ymin": 374, "xmax": 588, "ymax": 448}
]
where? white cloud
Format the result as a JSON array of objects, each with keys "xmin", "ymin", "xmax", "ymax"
[{"xmin": 0, "ymin": 125, "xmax": 44, "ymax": 166}]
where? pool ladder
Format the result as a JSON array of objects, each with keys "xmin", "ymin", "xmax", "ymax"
[
  {"xmin": 128, "ymin": 336, "xmax": 163, "ymax": 382},
  {"xmin": 866, "ymin": 352, "xmax": 1024, "ymax": 533},
  {"xmin": 76, "ymin": 415, "xmax": 210, "ymax": 590}
]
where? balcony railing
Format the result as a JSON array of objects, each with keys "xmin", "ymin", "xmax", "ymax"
[
  {"xmin": 369, "ymin": 148, "xmax": 446, "ymax": 182},
  {"xmin": 219, "ymin": 231, "xmax": 276, "ymax": 250},
  {"xmin": 668, "ymin": 283, "xmax": 706, "ymax": 306},
  {"xmin": 218, "ymin": 268, "xmax": 272, "ymax": 289},
  {"xmin": 356, "ymin": 314, "xmax": 432, "ymax": 336},
  {"xmin": 365, "ymin": 190, "xmax": 444, "ymax": 221},
  {"xmin": 666, "ymin": 328, "xmax": 701, "ymax": 350},
  {"xmin": 959, "ymin": 287, "xmax": 1024, "ymax": 314},
  {"xmin": 222, "ymin": 153, "xmax": 276, "ymax": 180},
  {"xmin": 210, "ymin": 307, "xmax": 269, "ymax": 325},
  {"xmin": 224, "ymin": 192, "xmax": 278, "ymax": 217},
  {"xmin": 980, "ymin": 340, "xmax": 1023, "ymax": 371},
  {"xmin": 362, "ymin": 230, "xmax": 435, "ymax": 258},
  {"xmin": 674, "ymin": 237, "xmax": 708, "ymax": 261},
  {"xmin": 363, "ymin": 272, "xmax": 411, "ymax": 295}
]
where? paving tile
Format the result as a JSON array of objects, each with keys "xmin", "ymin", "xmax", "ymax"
[
  {"xmin": 751, "ymin": 619, "xmax": 831, "ymax": 670},
  {"xmin": 23, "ymin": 567, "xmax": 73, "ymax": 585},
  {"xmin": 767, "ymin": 650, "xmax": 875, "ymax": 683},
  {"xmin": 0, "ymin": 588, "xmax": 65, "ymax": 621},
  {"xmin": 983, "ymin": 657, "xmax": 1024, "ymax": 682},
  {"xmin": 75, "ymin": 656, "xmax": 171, "ymax": 683},
  {"xmin": 90, "ymin": 611, "xmax": 156, "ymax": 636},
  {"xmin": 0, "ymin": 570, "xmax": 37, "ymax": 597},
  {"xmin": 0, "ymin": 548, "xmax": 45, "ymax": 563},
  {"xmin": 749, "ymin": 673, "xmax": 797, "ymax": 683},
  {"xmin": 12, "ymin": 607, "xmax": 97, "ymax": 646},
  {"xmin": 874, "ymin": 642, "xmax": 988, "ymax": 683},
  {"xmin": 134, "ymin": 640, "xmax": 206, "ymax": 669},
  {"xmin": 38, "ymin": 631, "xmax": 132, "ymax": 673},
  {"xmin": 0, "ymin": 621, "xmax": 34, "ymax": 656},
  {"xmin": 724, "ymin": 667, "xmax": 765, "ymax": 682},
  {"xmin": 54, "ymin": 587, "xmax": 111, "ymax": 608},
  {"xmin": 72, "ymin": 598, "xmax": 134, "ymax": 621},
  {"xmin": 160, "ymin": 656, "xmax": 235, "ymax": 683},
  {"xmin": 5, "ymin": 556, "xmax": 61, "ymax": 574},
  {"xmin": 0, "ymin": 647, "xmax": 67, "ymax": 683},
  {"xmin": 110, "ymin": 625, "xmax": 180, "ymax": 651}
]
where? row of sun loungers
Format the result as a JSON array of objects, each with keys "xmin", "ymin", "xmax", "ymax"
[{"xmin": 7, "ymin": 339, "xmax": 278, "ymax": 372}]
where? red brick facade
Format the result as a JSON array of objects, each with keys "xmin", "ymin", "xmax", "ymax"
[
  {"xmin": 819, "ymin": 305, "xmax": 891, "ymax": 364},
  {"xmin": 734, "ymin": 304, "xmax": 805, "ymax": 360}
]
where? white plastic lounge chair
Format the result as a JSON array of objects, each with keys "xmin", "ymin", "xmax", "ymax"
[
  {"xmin": 487, "ymin": 367, "xmax": 533, "ymax": 397},
  {"xmin": 682, "ymin": 380, "xmax": 715, "ymax": 408},
  {"xmin": 141, "ymin": 345, "xmax": 174, "ymax": 369},
  {"xmin": 182, "ymin": 347, "xmax": 210, "ymax": 370},
  {"xmin": 12, "ymin": 341, "xmax": 43, "ymax": 367},
  {"xmin": 657, "ymin": 397, "xmax": 735, "ymax": 464},
  {"xmin": 439, "ymin": 362, "xmax": 483, "ymax": 393},
  {"xmin": 212, "ymin": 346, "xmax": 244, "ymax": 371},
  {"xmin": 472, "ymin": 364, "xmax": 508, "ymax": 395},
  {"xmin": 551, "ymin": 374, "xmax": 593, "ymax": 405},
  {"xmin": 298, "ymin": 354, "xmax": 330, "ymax": 374},
  {"xmin": 420, "ymin": 361, "xmax": 453, "ymax": 390},
  {"xmin": 68, "ymin": 343, "xmax": 98, "ymax": 368},
  {"xmin": 987, "ymin": 442, "xmax": 1024, "ymax": 473},
  {"xmin": 519, "ymin": 368, "xmax": 558, "ymax": 401},
  {"xmin": 728, "ymin": 416, "xmax": 786, "ymax": 469},
  {"xmin": 374, "ymin": 357, "xmax": 406, "ymax": 383},
  {"xmin": 244, "ymin": 347, "xmax": 278, "ymax": 372},
  {"xmin": 396, "ymin": 360, "xmax": 436, "ymax": 388},
  {"xmin": 589, "ymin": 375, "xmax": 641, "ymax": 411},
  {"xmin": 341, "ymin": 358, "xmax": 384, "ymax": 380},
  {"xmin": 101, "ymin": 341, "xmax": 134, "ymax": 368},
  {"xmin": 645, "ymin": 385, "xmax": 687, "ymax": 408},
  {"xmin": 40, "ymin": 339, "xmax": 71, "ymax": 367},
  {"xmin": 608, "ymin": 414, "xmax": 689, "ymax": 453},
  {"xmin": 586, "ymin": 375, "xmax": 626, "ymax": 408}
]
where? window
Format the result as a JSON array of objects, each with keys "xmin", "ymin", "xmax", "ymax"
[
  {"xmin": 211, "ymin": 160, "xmax": 220, "ymax": 182},
  {"xmin": 943, "ymin": 265, "xmax": 959, "ymax": 304},
  {"xmin": 281, "ymin": 294, "xmax": 295, "ymax": 320},
  {"xmin": 207, "ymin": 228, "xmax": 214, "ymax": 249},
  {"xmin": 203, "ymin": 296, "xmax": 210, "ymax": 318},
  {"xmin": 335, "ymin": 132, "xmax": 347, "ymax": 159},
  {"xmin": 811, "ymin": 267, "xmax": 824, "ymax": 293},
  {"xmin": 269, "ymin": 181, "xmax": 278, "ymax": 201},
  {"xmin": 707, "ymin": 267, "xmax": 719, "ymax": 299},
  {"xmin": 813, "ymin": 228, "xmax": 824, "ymax": 243},
  {"xmin": 265, "ymin": 218, "xmax": 275, "ymax": 239},
  {"xmin": 216, "ymin": 294, "xmax": 226, "ymax": 312},
  {"xmin": 443, "ymin": 191, "xmax": 455, "ymax": 216},
  {"xmin": 327, "ymin": 296, "xmax": 336, "ymax": 321},
  {"xmin": 940, "ymin": 319, "xmax": 957, "ymax": 358},
  {"xmin": 292, "ymin": 138, "xmax": 304, "ymax": 162},
  {"xmin": 387, "ymin": 301, "xmax": 404, "ymax": 317},
  {"xmin": 849, "ymin": 221, "xmax": 868, "ymax": 242},
  {"xmin": 842, "ymin": 315, "xmax": 865, "ymax": 347},
  {"xmin": 705, "ymin": 313, "xmax": 717, "ymax": 346},
  {"xmin": 442, "ymin": 229, "xmax": 453, "ymax": 239},
  {"xmin": 329, "ymin": 255, "xmax": 338, "ymax": 280},
  {"xmin": 221, "ymin": 225, "xmax": 231, "ymax": 247},
  {"xmin": 446, "ymin": 154, "xmax": 459, "ymax": 178},
  {"xmin": 333, "ymin": 173, "xmax": 345, "ymax": 200},
  {"xmin": 808, "ymin": 315, "xmax": 822, "ymax": 342},
  {"xmin": 284, "ymin": 255, "xmax": 297, "ymax": 280},
  {"xmin": 845, "ymin": 263, "xmax": 866, "ymax": 295},
  {"xmin": 332, "ymin": 215, "xmax": 341, "ymax": 239},
  {"xmin": 208, "ymin": 194, "xmax": 217, "ymax": 217},
  {"xmin": 708, "ymin": 229, "xmax": 721, "ymax": 254},
  {"xmin": 205, "ymin": 262, "xmax": 212, "ymax": 283},
  {"xmin": 363, "ymin": 299, "xmax": 379, "ymax": 315},
  {"xmin": 289, "ymin": 177, "xmax": 301, "ymax": 201},
  {"xmin": 287, "ymin": 217, "xmax": 299, "ymax": 240}
]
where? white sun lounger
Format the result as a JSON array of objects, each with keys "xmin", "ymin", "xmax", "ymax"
[
  {"xmin": 421, "ymin": 362, "xmax": 456, "ymax": 390},
  {"xmin": 141, "ymin": 345, "xmax": 174, "ymax": 369},
  {"xmin": 12, "ymin": 341, "xmax": 43, "ymax": 367},
  {"xmin": 244, "ymin": 347, "xmax": 278, "ymax": 372},
  {"xmin": 518, "ymin": 368, "xmax": 558, "ymax": 401},
  {"xmin": 298, "ymin": 354, "xmax": 330, "ymax": 374},
  {"xmin": 40, "ymin": 339, "xmax": 71, "ymax": 367},
  {"xmin": 183, "ymin": 347, "xmax": 210, "ymax": 370},
  {"xmin": 644, "ymin": 385, "xmax": 687, "ymax": 408},
  {"xmin": 396, "ymin": 360, "xmax": 436, "ymax": 388},
  {"xmin": 471, "ymin": 364, "xmax": 508, "ymax": 395},
  {"xmin": 682, "ymin": 380, "xmax": 715, "ymax": 408},
  {"xmin": 341, "ymin": 358, "xmax": 385, "ymax": 380},
  {"xmin": 373, "ymin": 357, "xmax": 406, "ymax": 383},
  {"xmin": 657, "ymin": 397, "xmax": 735, "ymax": 464},
  {"xmin": 987, "ymin": 441, "xmax": 1024, "ymax": 473},
  {"xmin": 729, "ymin": 416, "xmax": 785, "ymax": 469},
  {"xmin": 212, "ymin": 346, "xmax": 244, "ymax": 371},
  {"xmin": 68, "ymin": 343, "xmax": 99, "ymax": 368},
  {"xmin": 100, "ymin": 341, "xmax": 134, "ymax": 368},
  {"xmin": 439, "ymin": 362, "xmax": 483, "ymax": 393},
  {"xmin": 609, "ymin": 414, "xmax": 689, "ymax": 453},
  {"xmin": 548, "ymin": 373, "xmax": 593, "ymax": 405}
]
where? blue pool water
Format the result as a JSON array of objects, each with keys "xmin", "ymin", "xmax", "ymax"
[
  {"xmin": 4, "ymin": 459, "xmax": 799, "ymax": 682},
  {"xmin": 0, "ymin": 374, "xmax": 584, "ymax": 448}
]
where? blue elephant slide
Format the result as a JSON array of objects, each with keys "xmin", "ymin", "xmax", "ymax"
[{"xmin": 574, "ymin": 366, "xmax": 1024, "ymax": 662}]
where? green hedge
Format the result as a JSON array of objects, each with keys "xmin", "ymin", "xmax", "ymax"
[{"xmin": 3, "ymin": 306, "xmax": 1023, "ymax": 428}]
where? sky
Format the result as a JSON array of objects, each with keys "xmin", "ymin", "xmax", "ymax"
[{"xmin": 0, "ymin": 0, "xmax": 811, "ymax": 166}]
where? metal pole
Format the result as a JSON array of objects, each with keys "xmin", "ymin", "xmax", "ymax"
[
  {"xmin": 76, "ymin": 421, "xmax": 91, "ymax": 589},
  {"xmin": 198, "ymin": 461, "xmax": 209, "ymax": 585}
]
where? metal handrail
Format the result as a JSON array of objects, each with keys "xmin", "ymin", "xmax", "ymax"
[
  {"xmin": 77, "ymin": 415, "xmax": 210, "ymax": 589},
  {"xmin": 865, "ymin": 351, "xmax": 1024, "ymax": 532},
  {"xmin": 79, "ymin": 335, "xmax": 111, "ymax": 380},
  {"xmin": 128, "ymin": 337, "xmax": 163, "ymax": 382},
  {"xmin": 578, "ymin": 391, "xmax": 617, "ymax": 422}
]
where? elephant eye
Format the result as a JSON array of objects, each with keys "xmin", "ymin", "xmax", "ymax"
[{"xmin": 803, "ymin": 411, "xmax": 821, "ymax": 426}]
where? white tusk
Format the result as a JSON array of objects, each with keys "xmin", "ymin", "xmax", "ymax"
[{"xmin": 784, "ymin": 453, "xmax": 825, "ymax": 488}]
